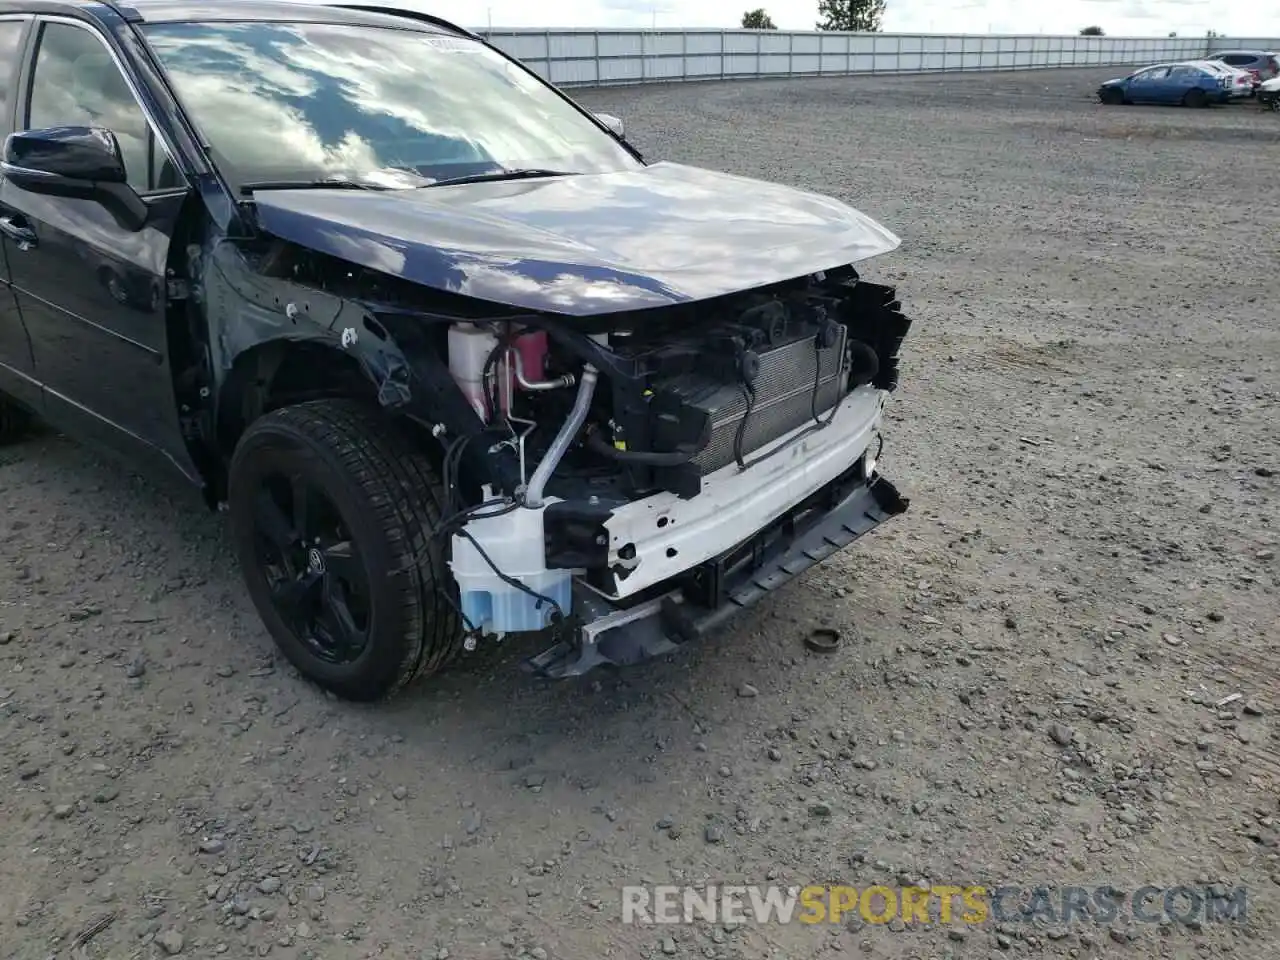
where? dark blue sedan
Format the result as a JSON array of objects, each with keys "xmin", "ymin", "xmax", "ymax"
[{"xmin": 1098, "ymin": 62, "xmax": 1232, "ymax": 107}]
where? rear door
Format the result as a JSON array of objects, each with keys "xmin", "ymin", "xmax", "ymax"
[
  {"xmin": 1151, "ymin": 66, "xmax": 1189, "ymax": 103},
  {"xmin": 0, "ymin": 13, "xmax": 37, "ymax": 409},
  {"xmin": 0, "ymin": 14, "xmax": 197, "ymax": 477},
  {"xmin": 1167, "ymin": 65, "xmax": 1204, "ymax": 100}
]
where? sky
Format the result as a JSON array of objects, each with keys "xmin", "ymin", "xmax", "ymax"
[{"xmin": 391, "ymin": 0, "xmax": 1279, "ymax": 39}]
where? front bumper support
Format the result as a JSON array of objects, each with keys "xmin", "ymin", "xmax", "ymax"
[{"xmin": 521, "ymin": 470, "xmax": 908, "ymax": 679}]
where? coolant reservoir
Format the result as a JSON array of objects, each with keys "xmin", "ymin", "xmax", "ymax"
[
  {"xmin": 449, "ymin": 501, "xmax": 573, "ymax": 638},
  {"xmin": 447, "ymin": 325, "xmax": 512, "ymax": 421}
]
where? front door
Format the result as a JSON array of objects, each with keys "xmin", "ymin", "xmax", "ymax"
[
  {"xmin": 0, "ymin": 16, "xmax": 198, "ymax": 479},
  {"xmin": 0, "ymin": 14, "xmax": 38, "ymax": 410},
  {"xmin": 1127, "ymin": 66, "xmax": 1170, "ymax": 103}
]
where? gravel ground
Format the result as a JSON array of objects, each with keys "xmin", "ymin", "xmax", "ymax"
[{"xmin": 2, "ymin": 67, "xmax": 1279, "ymax": 960}]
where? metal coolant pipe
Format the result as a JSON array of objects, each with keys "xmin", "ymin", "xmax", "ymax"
[
  {"xmin": 523, "ymin": 364, "xmax": 599, "ymax": 508},
  {"xmin": 509, "ymin": 348, "xmax": 576, "ymax": 391}
]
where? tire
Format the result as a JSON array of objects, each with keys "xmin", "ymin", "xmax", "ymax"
[
  {"xmin": 227, "ymin": 399, "xmax": 463, "ymax": 701},
  {"xmin": 1183, "ymin": 88, "xmax": 1208, "ymax": 108},
  {"xmin": 0, "ymin": 395, "xmax": 32, "ymax": 444}
]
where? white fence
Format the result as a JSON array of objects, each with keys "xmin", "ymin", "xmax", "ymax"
[
  {"xmin": 1213, "ymin": 37, "xmax": 1280, "ymax": 53},
  {"xmin": 472, "ymin": 29, "xmax": 1280, "ymax": 88}
]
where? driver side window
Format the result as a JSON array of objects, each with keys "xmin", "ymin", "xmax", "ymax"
[{"xmin": 26, "ymin": 21, "xmax": 178, "ymax": 194}]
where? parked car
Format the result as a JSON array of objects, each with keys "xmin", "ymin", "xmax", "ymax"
[
  {"xmin": 1206, "ymin": 50, "xmax": 1280, "ymax": 87},
  {"xmin": 1260, "ymin": 75, "xmax": 1280, "ymax": 111},
  {"xmin": 1190, "ymin": 59, "xmax": 1256, "ymax": 99},
  {"xmin": 0, "ymin": 0, "xmax": 914, "ymax": 701},
  {"xmin": 1097, "ymin": 62, "xmax": 1232, "ymax": 107}
]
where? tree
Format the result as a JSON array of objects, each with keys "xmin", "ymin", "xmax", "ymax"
[
  {"xmin": 741, "ymin": 8, "xmax": 777, "ymax": 29},
  {"xmin": 1079, "ymin": 25, "xmax": 1105, "ymax": 36},
  {"xmin": 1168, "ymin": 31, "xmax": 1177, "ymax": 38},
  {"xmin": 816, "ymin": 0, "xmax": 886, "ymax": 32}
]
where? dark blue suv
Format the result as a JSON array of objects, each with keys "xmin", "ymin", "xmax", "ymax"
[{"xmin": 0, "ymin": 1, "xmax": 914, "ymax": 700}]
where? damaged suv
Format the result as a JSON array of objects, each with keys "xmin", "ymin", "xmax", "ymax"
[{"xmin": 0, "ymin": 0, "xmax": 913, "ymax": 700}]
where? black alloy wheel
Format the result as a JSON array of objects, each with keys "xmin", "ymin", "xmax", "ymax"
[
  {"xmin": 228, "ymin": 399, "xmax": 463, "ymax": 701},
  {"xmin": 252, "ymin": 471, "xmax": 372, "ymax": 666}
]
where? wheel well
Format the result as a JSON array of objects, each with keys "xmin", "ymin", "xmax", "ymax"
[{"xmin": 215, "ymin": 339, "xmax": 379, "ymax": 474}]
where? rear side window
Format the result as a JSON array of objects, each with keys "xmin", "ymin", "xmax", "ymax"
[
  {"xmin": 0, "ymin": 19, "xmax": 25, "ymax": 119},
  {"xmin": 1221, "ymin": 54, "xmax": 1255, "ymax": 66}
]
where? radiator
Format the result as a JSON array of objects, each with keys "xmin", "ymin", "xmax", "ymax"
[{"xmin": 692, "ymin": 327, "xmax": 848, "ymax": 474}]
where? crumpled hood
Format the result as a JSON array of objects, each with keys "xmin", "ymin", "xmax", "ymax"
[{"xmin": 249, "ymin": 161, "xmax": 901, "ymax": 316}]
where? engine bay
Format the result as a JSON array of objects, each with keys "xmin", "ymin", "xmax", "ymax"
[
  {"xmin": 251, "ymin": 241, "xmax": 911, "ymax": 644},
  {"xmin": 438, "ymin": 268, "xmax": 908, "ymax": 505},
  {"xmin": 434, "ymin": 269, "xmax": 910, "ymax": 640}
]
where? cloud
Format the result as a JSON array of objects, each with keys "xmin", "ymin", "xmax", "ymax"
[{"xmin": 374, "ymin": 0, "xmax": 1278, "ymax": 37}]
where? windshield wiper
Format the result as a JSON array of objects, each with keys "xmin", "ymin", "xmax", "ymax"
[
  {"xmin": 423, "ymin": 168, "xmax": 577, "ymax": 188},
  {"xmin": 239, "ymin": 178, "xmax": 389, "ymax": 195}
]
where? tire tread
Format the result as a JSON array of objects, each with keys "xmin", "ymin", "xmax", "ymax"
[{"xmin": 230, "ymin": 399, "xmax": 461, "ymax": 700}]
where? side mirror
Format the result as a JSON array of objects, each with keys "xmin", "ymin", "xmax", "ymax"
[
  {"xmin": 1, "ymin": 126, "xmax": 148, "ymax": 232},
  {"xmin": 594, "ymin": 112, "xmax": 625, "ymax": 139}
]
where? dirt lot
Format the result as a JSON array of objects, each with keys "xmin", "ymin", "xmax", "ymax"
[{"xmin": 2, "ymin": 66, "xmax": 1278, "ymax": 960}]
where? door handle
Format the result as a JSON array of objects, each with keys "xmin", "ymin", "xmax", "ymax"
[{"xmin": 0, "ymin": 215, "xmax": 37, "ymax": 249}]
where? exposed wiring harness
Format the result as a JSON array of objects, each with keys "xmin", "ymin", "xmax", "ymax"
[
  {"xmin": 733, "ymin": 381, "xmax": 756, "ymax": 470},
  {"xmin": 453, "ymin": 524, "xmax": 567, "ymax": 628},
  {"xmin": 729, "ymin": 324, "xmax": 851, "ymax": 474},
  {"xmin": 808, "ymin": 333, "xmax": 842, "ymax": 429}
]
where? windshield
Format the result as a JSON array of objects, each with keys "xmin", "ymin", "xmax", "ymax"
[{"xmin": 140, "ymin": 20, "xmax": 641, "ymax": 190}]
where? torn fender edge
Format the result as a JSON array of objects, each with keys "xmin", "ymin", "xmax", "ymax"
[
  {"xmin": 189, "ymin": 233, "xmax": 501, "ymax": 480},
  {"xmin": 193, "ymin": 236, "xmax": 415, "ymax": 434}
]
